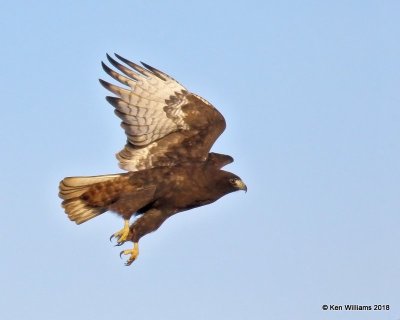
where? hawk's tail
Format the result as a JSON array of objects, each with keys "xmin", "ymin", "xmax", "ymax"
[{"xmin": 59, "ymin": 174, "xmax": 122, "ymax": 224}]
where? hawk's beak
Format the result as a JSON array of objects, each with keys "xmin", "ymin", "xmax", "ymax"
[{"xmin": 236, "ymin": 180, "xmax": 247, "ymax": 193}]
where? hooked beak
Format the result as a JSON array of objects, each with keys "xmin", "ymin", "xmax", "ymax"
[{"xmin": 235, "ymin": 179, "xmax": 247, "ymax": 193}]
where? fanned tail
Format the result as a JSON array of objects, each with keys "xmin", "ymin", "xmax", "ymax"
[{"xmin": 59, "ymin": 174, "xmax": 122, "ymax": 224}]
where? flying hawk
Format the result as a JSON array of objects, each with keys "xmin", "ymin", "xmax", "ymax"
[{"xmin": 59, "ymin": 54, "xmax": 247, "ymax": 265}]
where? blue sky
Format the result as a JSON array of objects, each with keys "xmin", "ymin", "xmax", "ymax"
[{"xmin": 1, "ymin": 1, "xmax": 399, "ymax": 319}]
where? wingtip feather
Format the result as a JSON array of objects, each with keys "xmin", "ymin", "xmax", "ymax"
[
  {"xmin": 140, "ymin": 61, "xmax": 167, "ymax": 81},
  {"xmin": 99, "ymin": 78, "xmax": 108, "ymax": 88}
]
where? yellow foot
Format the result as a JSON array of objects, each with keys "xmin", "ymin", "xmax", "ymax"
[
  {"xmin": 110, "ymin": 219, "xmax": 130, "ymax": 246},
  {"xmin": 119, "ymin": 242, "xmax": 139, "ymax": 266}
]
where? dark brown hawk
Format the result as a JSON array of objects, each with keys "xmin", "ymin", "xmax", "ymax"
[{"xmin": 59, "ymin": 54, "xmax": 247, "ymax": 265}]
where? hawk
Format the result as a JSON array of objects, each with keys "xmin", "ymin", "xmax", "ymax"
[{"xmin": 59, "ymin": 54, "xmax": 247, "ymax": 265}]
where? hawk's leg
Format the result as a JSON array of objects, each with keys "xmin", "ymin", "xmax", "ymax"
[
  {"xmin": 117, "ymin": 209, "xmax": 167, "ymax": 266},
  {"xmin": 120, "ymin": 242, "xmax": 139, "ymax": 266},
  {"xmin": 110, "ymin": 219, "xmax": 130, "ymax": 246}
]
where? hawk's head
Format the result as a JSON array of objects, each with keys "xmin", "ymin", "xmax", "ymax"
[
  {"xmin": 228, "ymin": 176, "xmax": 247, "ymax": 193},
  {"xmin": 211, "ymin": 171, "xmax": 247, "ymax": 195}
]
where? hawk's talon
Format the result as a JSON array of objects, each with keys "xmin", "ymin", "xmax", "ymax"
[
  {"xmin": 110, "ymin": 219, "xmax": 130, "ymax": 245},
  {"xmin": 119, "ymin": 242, "xmax": 139, "ymax": 266}
]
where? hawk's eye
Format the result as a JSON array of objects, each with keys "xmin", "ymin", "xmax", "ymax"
[{"xmin": 229, "ymin": 178, "xmax": 237, "ymax": 184}]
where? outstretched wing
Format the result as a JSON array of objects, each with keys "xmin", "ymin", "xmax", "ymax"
[{"xmin": 100, "ymin": 54, "xmax": 226, "ymax": 171}]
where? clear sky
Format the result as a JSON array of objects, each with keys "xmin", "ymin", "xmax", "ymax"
[{"xmin": 1, "ymin": 1, "xmax": 399, "ymax": 319}]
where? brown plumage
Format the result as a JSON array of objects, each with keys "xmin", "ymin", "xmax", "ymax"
[{"xmin": 59, "ymin": 54, "xmax": 246, "ymax": 265}]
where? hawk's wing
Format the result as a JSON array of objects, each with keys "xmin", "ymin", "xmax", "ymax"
[
  {"xmin": 100, "ymin": 54, "xmax": 226, "ymax": 171},
  {"xmin": 206, "ymin": 152, "xmax": 234, "ymax": 169}
]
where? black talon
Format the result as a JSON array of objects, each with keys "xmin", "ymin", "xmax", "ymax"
[
  {"xmin": 119, "ymin": 251, "xmax": 124, "ymax": 259},
  {"xmin": 125, "ymin": 259, "xmax": 134, "ymax": 266},
  {"xmin": 114, "ymin": 242, "xmax": 123, "ymax": 247},
  {"xmin": 109, "ymin": 234, "xmax": 115, "ymax": 242}
]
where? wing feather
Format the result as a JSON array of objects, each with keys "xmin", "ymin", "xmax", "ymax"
[
  {"xmin": 101, "ymin": 62, "xmax": 134, "ymax": 86},
  {"xmin": 106, "ymin": 54, "xmax": 143, "ymax": 81},
  {"xmin": 115, "ymin": 54, "xmax": 154, "ymax": 78}
]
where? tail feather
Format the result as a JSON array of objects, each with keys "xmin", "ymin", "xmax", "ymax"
[{"xmin": 59, "ymin": 174, "xmax": 122, "ymax": 224}]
